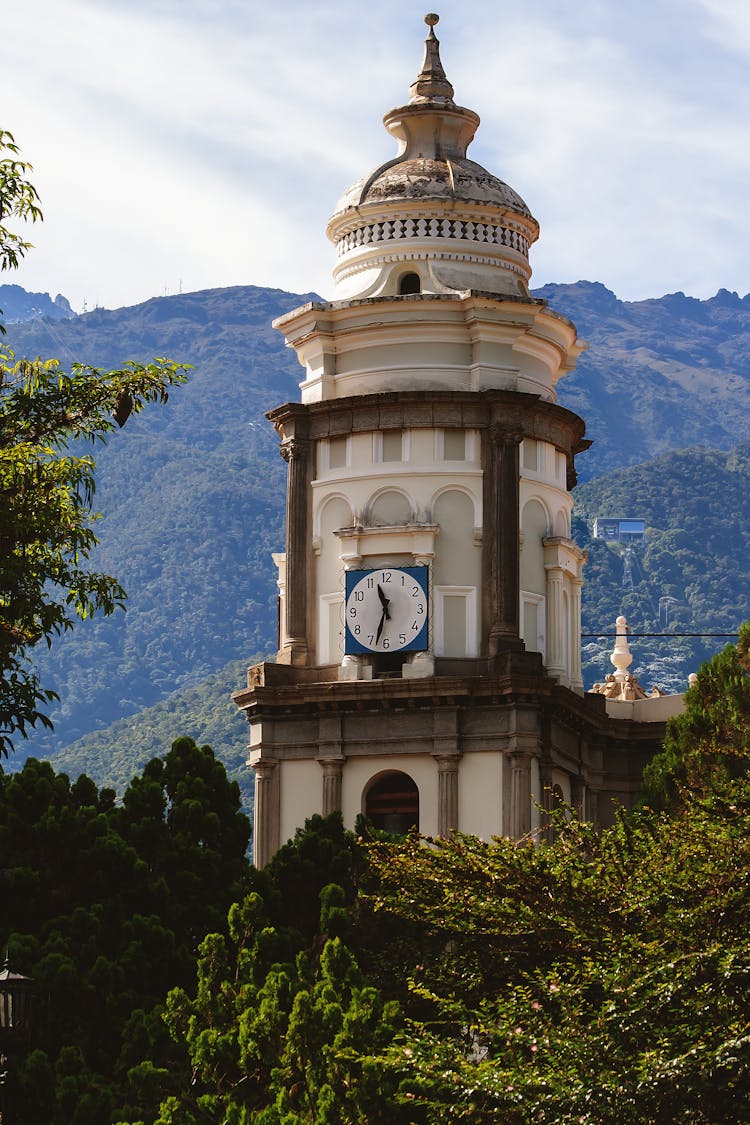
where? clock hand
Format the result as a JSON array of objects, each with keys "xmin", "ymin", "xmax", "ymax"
[
  {"xmin": 376, "ymin": 609, "xmax": 386, "ymax": 644},
  {"xmin": 377, "ymin": 584, "xmax": 391, "ymax": 618}
]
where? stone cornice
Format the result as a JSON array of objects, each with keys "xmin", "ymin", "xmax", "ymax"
[{"xmin": 267, "ymin": 388, "xmax": 588, "ymax": 459}]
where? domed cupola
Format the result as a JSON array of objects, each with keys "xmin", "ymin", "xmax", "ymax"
[{"xmin": 327, "ymin": 13, "xmax": 540, "ymax": 300}]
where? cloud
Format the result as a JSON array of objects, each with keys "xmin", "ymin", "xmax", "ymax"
[{"xmin": 3, "ymin": 0, "xmax": 750, "ymax": 309}]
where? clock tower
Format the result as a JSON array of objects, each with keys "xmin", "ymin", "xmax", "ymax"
[{"xmin": 234, "ymin": 14, "xmax": 670, "ymax": 866}]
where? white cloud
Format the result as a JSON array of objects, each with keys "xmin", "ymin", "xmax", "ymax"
[{"xmin": 3, "ymin": 0, "xmax": 750, "ymax": 310}]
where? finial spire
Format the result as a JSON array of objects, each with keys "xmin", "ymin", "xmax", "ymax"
[{"xmin": 409, "ymin": 13, "xmax": 455, "ymax": 104}]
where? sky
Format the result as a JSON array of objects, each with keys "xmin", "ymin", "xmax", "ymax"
[{"xmin": 4, "ymin": 0, "xmax": 750, "ymax": 313}]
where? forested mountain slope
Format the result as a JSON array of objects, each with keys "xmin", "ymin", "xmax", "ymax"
[
  {"xmin": 538, "ymin": 281, "xmax": 750, "ymax": 479},
  {"xmin": 6, "ymin": 281, "xmax": 749, "ymax": 775},
  {"xmin": 575, "ymin": 443, "xmax": 750, "ymax": 691},
  {"xmin": 6, "ymin": 286, "xmax": 314, "ymax": 760}
]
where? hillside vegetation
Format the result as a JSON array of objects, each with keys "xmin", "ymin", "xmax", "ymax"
[
  {"xmin": 6, "ymin": 281, "xmax": 749, "ymax": 781},
  {"xmin": 575, "ymin": 443, "xmax": 750, "ymax": 691}
]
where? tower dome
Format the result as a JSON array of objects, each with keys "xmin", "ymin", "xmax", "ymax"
[{"xmin": 327, "ymin": 14, "xmax": 540, "ymax": 300}]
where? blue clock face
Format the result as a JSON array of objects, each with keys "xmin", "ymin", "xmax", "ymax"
[{"xmin": 345, "ymin": 566, "xmax": 429, "ymax": 655}]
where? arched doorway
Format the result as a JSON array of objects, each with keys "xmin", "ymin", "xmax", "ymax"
[{"xmin": 364, "ymin": 771, "xmax": 419, "ymax": 834}]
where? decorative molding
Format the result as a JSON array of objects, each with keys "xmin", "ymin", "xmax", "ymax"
[{"xmin": 335, "ymin": 217, "xmax": 530, "ymax": 259}]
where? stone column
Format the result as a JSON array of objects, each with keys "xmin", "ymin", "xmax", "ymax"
[
  {"xmin": 320, "ymin": 759, "xmax": 344, "ymax": 816},
  {"xmin": 508, "ymin": 753, "xmax": 532, "ymax": 839},
  {"xmin": 484, "ymin": 427, "xmax": 522, "ymax": 656},
  {"xmin": 569, "ymin": 576, "xmax": 584, "ymax": 693},
  {"xmin": 253, "ymin": 759, "xmax": 280, "ymax": 869},
  {"xmin": 279, "ymin": 436, "xmax": 311, "ymax": 665},
  {"xmin": 434, "ymin": 754, "xmax": 460, "ymax": 837},
  {"xmin": 545, "ymin": 565, "xmax": 565, "ymax": 681}
]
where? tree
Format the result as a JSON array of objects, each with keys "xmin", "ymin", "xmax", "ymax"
[
  {"xmin": 642, "ymin": 621, "xmax": 750, "ymax": 809},
  {"xmin": 0, "ymin": 739, "xmax": 251, "ymax": 1123},
  {"xmin": 0, "ymin": 129, "xmax": 189, "ymax": 755},
  {"xmin": 158, "ymin": 815, "xmax": 405, "ymax": 1124},
  {"xmin": 153, "ymin": 632, "xmax": 750, "ymax": 1124},
  {"xmin": 0, "ymin": 129, "xmax": 42, "ymax": 276}
]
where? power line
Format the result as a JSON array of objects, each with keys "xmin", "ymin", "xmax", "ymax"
[{"xmin": 581, "ymin": 632, "xmax": 739, "ymax": 638}]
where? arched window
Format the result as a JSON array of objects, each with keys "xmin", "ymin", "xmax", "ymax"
[
  {"xmin": 365, "ymin": 771, "xmax": 419, "ymax": 834},
  {"xmin": 399, "ymin": 271, "xmax": 421, "ymax": 295}
]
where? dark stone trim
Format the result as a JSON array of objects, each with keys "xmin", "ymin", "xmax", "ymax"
[{"xmin": 267, "ymin": 388, "xmax": 587, "ymax": 464}]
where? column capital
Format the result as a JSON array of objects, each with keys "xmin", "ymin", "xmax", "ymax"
[
  {"xmin": 253, "ymin": 757, "xmax": 278, "ymax": 778},
  {"xmin": 432, "ymin": 752, "xmax": 461, "ymax": 771},
  {"xmin": 317, "ymin": 755, "xmax": 345, "ymax": 774},
  {"xmin": 280, "ymin": 435, "xmax": 311, "ymax": 463},
  {"xmin": 488, "ymin": 423, "xmax": 524, "ymax": 446}
]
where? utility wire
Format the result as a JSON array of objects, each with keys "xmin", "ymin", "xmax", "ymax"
[{"xmin": 581, "ymin": 632, "xmax": 739, "ymax": 638}]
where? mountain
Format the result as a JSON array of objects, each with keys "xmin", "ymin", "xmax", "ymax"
[
  {"xmin": 46, "ymin": 657, "xmax": 257, "ymax": 810},
  {"xmin": 0, "ymin": 282, "xmax": 75, "ymax": 323},
  {"xmin": 5, "ymin": 280, "xmax": 749, "ymax": 784},
  {"xmin": 536, "ymin": 281, "xmax": 750, "ymax": 479},
  {"xmin": 5, "ymin": 284, "xmax": 317, "ymax": 762},
  {"xmin": 573, "ymin": 443, "xmax": 750, "ymax": 692}
]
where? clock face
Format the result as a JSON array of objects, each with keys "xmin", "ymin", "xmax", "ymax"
[{"xmin": 345, "ymin": 566, "xmax": 428, "ymax": 655}]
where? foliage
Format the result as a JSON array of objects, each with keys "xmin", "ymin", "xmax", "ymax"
[
  {"xmin": 155, "ymin": 797, "xmax": 750, "ymax": 1124},
  {"xmin": 642, "ymin": 621, "xmax": 750, "ymax": 809},
  {"xmin": 0, "ymin": 738, "xmax": 251, "ymax": 1123},
  {"xmin": 47, "ymin": 656, "xmax": 259, "ymax": 809},
  {"xmin": 0, "ymin": 130, "xmax": 190, "ymax": 757},
  {"xmin": 360, "ymin": 795, "xmax": 750, "ymax": 1123},
  {"xmin": 0, "ymin": 347, "xmax": 189, "ymax": 755},
  {"xmin": 9, "ymin": 283, "xmax": 311, "ymax": 767},
  {"xmin": 0, "ymin": 129, "xmax": 42, "ymax": 275},
  {"xmin": 155, "ymin": 634, "xmax": 750, "ymax": 1125},
  {"xmin": 156, "ymin": 813, "xmax": 407, "ymax": 1124}
]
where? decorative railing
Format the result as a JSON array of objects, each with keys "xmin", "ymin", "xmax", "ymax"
[{"xmin": 335, "ymin": 217, "xmax": 529, "ymax": 258}]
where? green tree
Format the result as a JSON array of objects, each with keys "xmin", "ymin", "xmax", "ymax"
[
  {"xmin": 0, "ymin": 129, "xmax": 189, "ymax": 755},
  {"xmin": 642, "ymin": 621, "xmax": 750, "ymax": 809},
  {"xmin": 158, "ymin": 814, "xmax": 405, "ymax": 1124},
  {"xmin": 0, "ymin": 129, "xmax": 42, "ymax": 276},
  {"xmin": 362, "ymin": 801, "xmax": 750, "ymax": 1124},
  {"xmin": 0, "ymin": 739, "xmax": 251, "ymax": 1124},
  {"xmin": 152, "ymin": 652, "xmax": 750, "ymax": 1125}
]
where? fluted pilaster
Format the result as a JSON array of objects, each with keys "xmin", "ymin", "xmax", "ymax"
[
  {"xmin": 279, "ymin": 436, "xmax": 311, "ymax": 665},
  {"xmin": 253, "ymin": 759, "xmax": 280, "ymax": 869}
]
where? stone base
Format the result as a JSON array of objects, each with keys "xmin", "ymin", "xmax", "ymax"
[{"xmin": 403, "ymin": 652, "xmax": 435, "ymax": 678}]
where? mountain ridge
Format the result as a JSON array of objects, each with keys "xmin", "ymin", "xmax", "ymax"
[{"xmin": 4, "ymin": 279, "xmax": 748, "ymax": 780}]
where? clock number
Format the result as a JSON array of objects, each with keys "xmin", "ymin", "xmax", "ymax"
[
  {"xmin": 411, "ymin": 586, "xmax": 420, "ymax": 596},
  {"xmin": 366, "ymin": 577, "xmax": 374, "ymax": 588},
  {"xmin": 411, "ymin": 620, "xmax": 419, "ymax": 631},
  {"xmin": 382, "ymin": 637, "xmax": 390, "ymax": 649},
  {"xmin": 399, "ymin": 633, "xmax": 406, "ymax": 644},
  {"xmin": 354, "ymin": 625, "xmax": 361, "ymax": 635},
  {"xmin": 381, "ymin": 571, "xmax": 391, "ymax": 583},
  {"xmin": 367, "ymin": 635, "xmax": 375, "ymax": 644},
  {"xmin": 354, "ymin": 590, "xmax": 364, "ymax": 602},
  {"xmin": 349, "ymin": 607, "xmax": 357, "ymax": 617},
  {"xmin": 416, "ymin": 603, "xmax": 424, "ymax": 614}
]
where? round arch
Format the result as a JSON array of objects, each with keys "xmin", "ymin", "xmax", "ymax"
[
  {"xmin": 363, "ymin": 770, "xmax": 419, "ymax": 834},
  {"xmin": 398, "ymin": 270, "xmax": 422, "ymax": 295},
  {"xmin": 365, "ymin": 487, "xmax": 413, "ymax": 527},
  {"xmin": 554, "ymin": 506, "xmax": 570, "ymax": 538},
  {"xmin": 521, "ymin": 495, "xmax": 552, "ymax": 536},
  {"xmin": 430, "ymin": 481, "xmax": 481, "ymax": 525},
  {"xmin": 314, "ymin": 493, "xmax": 354, "ymax": 539}
]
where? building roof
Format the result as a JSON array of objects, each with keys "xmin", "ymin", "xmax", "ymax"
[{"xmin": 328, "ymin": 14, "xmax": 536, "ymax": 229}]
